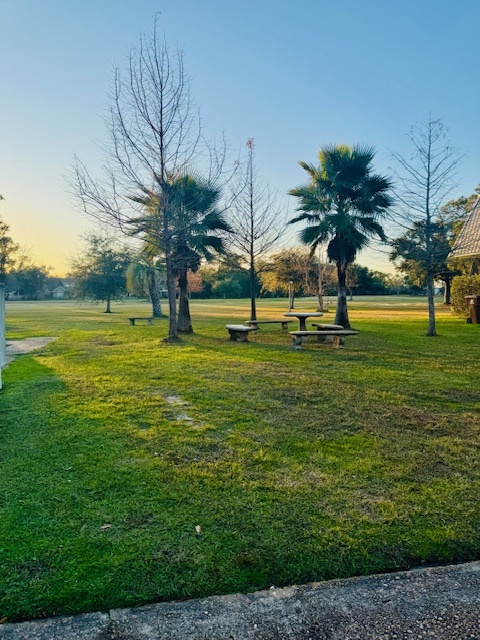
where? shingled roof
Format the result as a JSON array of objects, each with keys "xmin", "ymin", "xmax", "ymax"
[{"xmin": 449, "ymin": 197, "xmax": 480, "ymax": 259}]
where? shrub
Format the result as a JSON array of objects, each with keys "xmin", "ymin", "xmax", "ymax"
[{"xmin": 451, "ymin": 275, "xmax": 480, "ymax": 317}]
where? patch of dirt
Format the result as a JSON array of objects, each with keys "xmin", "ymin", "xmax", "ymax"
[
  {"xmin": 4, "ymin": 337, "xmax": 58, "ymax": 364},
  {"xmin": 165, "ymin": 395, "xmax": 189, "ymax": 405}
]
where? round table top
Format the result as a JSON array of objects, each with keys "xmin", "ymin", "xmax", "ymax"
[{"xmin": 283, "ymin": 312, "xmax": 324, "ymax": 318}]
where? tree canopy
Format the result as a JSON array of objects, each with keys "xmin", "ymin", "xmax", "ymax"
[
  {"xmin": 0, "ymin": 218, "xmax": 18, "ymax": 281},
  {"xmin": 131, "ymin": 172, "xmax": 231, "ymax": 332},
  {"xmin": 69, "ymin": 235, "xmax": 131, "ymax": 313}
]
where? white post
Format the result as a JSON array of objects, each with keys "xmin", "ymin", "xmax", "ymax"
[{"xmin": 0, "ymin": 282, "xmax": 5, "ymax": 390}]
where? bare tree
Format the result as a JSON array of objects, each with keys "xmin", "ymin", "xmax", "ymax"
[
  {"xmin": 226, "ymin": 139, "xmax": 287, "ymax": 321},
  {"xmin": 390, "ymin": 118, "xmax": 461, "ymax": 336},
  {"xmin": 72, "ymin": 19, "xmax": 224, "ymax": 341}
]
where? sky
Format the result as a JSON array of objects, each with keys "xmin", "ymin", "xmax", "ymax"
[{"xmin": 1, "ymin": 0, "xmax": 480, "ymax": 276}]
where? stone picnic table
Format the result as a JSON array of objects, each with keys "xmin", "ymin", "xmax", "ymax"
[{"xmin": 283, "ymin": 311, "xmax": 323, "ymax": 332}]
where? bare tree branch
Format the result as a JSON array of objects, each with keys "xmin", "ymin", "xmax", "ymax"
[
  {"xmin": 68, "ymin": 17, "xmax": 230, "ymax": 341},
  {"xmin": 224, "ymin": 139, "xmax": 288, "ymax": 320}
]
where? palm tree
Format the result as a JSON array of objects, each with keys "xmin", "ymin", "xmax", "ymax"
[
  {"xmin": 168, "ymin": 174, "xmax": 231, "ymax": 332},
  {"xmin": 126, "ymin": 253, "xmax": 165, "ymax": 317},
  {"xmin": 289, "ymin": 145, "xmax": 393, "ymax": 328},
  {"xmin": 132, "ymin": 172, "xmax": 231, "ymax": 333}
]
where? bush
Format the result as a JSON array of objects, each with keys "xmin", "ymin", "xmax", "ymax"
[{"xmin": 451, "ymin": 275, "xmax": 480, "ymax": 317}]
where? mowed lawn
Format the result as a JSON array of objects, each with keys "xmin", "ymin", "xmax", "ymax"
[{"xmin": 1, "ymin": 297, "xmax": 479, "ymax": 622}]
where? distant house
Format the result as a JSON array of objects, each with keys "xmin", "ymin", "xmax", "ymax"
[
  {"xmin": 45, "ymin": 278, "xmax": 74, "ymax": 299},
  {"xmin": 449, "ymin": 197, "xmax": 480, "ymax": 274}
]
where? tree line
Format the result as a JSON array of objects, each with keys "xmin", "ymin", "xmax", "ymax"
[{"xmin": 2, "ymin": 164, "xmax": 477, "ymax": 334}]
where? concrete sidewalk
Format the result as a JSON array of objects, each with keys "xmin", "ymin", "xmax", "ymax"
[{"xmin": 2, "ymin": 561, "xmax": 480, "ymax": 639}]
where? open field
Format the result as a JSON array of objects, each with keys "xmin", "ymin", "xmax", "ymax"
[{"xmin": 1, "ymin": 297, "xmax": 480, "ymax": 622}]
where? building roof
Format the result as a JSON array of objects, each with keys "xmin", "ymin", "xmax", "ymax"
[
  {"xmin": 45, "ymin": 277, "xmax": 74, "ymax": 292},
  {"xmin": 449, "ymin": 197, "xmax": 480, "ymax": 259}
]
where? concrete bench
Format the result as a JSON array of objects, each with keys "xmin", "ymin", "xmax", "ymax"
[
  {"xmin": 245, "ymin": 319, "xmax": 293, "ymax": 332},
  {"xmin": 128, "ymin": 317, "xmax": 153, "ymax": 325},
  {"xmin": 310, "ymin": 323, "xmax": 345, "ymax": 343},
  {"xmin": 226, "ymin": 325, "xmax": 258, "ymax": 342},
  {"xmin": 290, "ymin": 329, "xmax": 359, "ymax": 349}
]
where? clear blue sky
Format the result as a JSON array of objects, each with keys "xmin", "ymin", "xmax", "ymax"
[{"xmin": 1, "ymin": 0, "xmax": 479, "ymax": 275}]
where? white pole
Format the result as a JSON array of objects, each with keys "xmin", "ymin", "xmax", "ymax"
[{"xmin": 0, "ymin": 283, "xmax": 5, "ymax": 390}]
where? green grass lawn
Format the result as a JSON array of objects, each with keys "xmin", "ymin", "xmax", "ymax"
[{"xmin": 1, "ymin": 296, "xmax": 480, "ymax": 622}]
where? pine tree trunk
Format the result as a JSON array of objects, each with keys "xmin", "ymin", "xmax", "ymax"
[
  {"xmin": 148, "ymin": 269, "xmax": 163, "ymax": 317},
  {"xmin": 426, "ymin": 275, "xmax": 437, "ymax": 336},
  {"xmin": 162, "ymin": 186, "xmax": 179, "ymax": 342},
  {"xmin": 248, "ymin": 146, "xmax": 257, "ymax": 323},
  {"xmin": 164, "ymin": 253, "xmax": 179, "ymax": 342},
  {"xmin": 249, "ymin": 267, "xmax": 257, "ymax": 321},
  {"xmin": 177, "ymin": 270, "xmax": 193, "ymax": 333},
  {"xmin": 335, "ymin": 263, "xmax": 350, "ymax": 328},
  {"xmin": 424, "ymin": 144, "xmax": 436, "ymax": 337}
]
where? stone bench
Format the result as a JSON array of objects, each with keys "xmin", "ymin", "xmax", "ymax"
[
  {"xmin": 311, "ymin": 323, "xmax": 344, "ymax": 330},
  {"xmin": 226, "ymin": 325, "xmax": 258, "ymax": 342},
  {"xmin": 290, "ymin": 329, "xmax": 359, "ymax": 349},
  {"xmin": 128, "ymin": 317, "xmax": 153, "ymax": 326},
  {"xmin": 245, "ymin": 319, "xmax": 293, "ymax": 332},
  {"xmin": 310, "ymin": 323, "xmax": 345, "ymax": 343}
]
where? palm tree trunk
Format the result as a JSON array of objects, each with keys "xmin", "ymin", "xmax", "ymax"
[
  {"xmin": 317, "ymin": 260, "xmax": 325, "ymax": 312},
  {"xmin": 177, "ymin": 269, "xmax": 193, "ymax": 333},
  {"xmin": 443, "ymin": 277, "xmax": 452, "ymax": 305},
  {"xmin": 335, "ymin": 263, "xmax": 350, "ymax": 328},
  {"xmin": 148, "ymin": 269, "xmax": 163, "ymax": 317}
]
